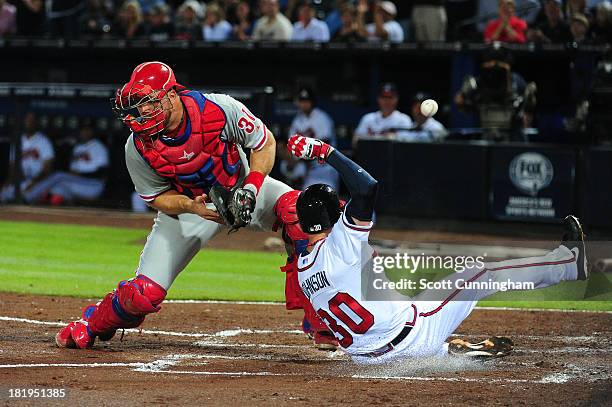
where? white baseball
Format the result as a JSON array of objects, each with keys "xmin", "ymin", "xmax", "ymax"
[{"xmin": 420, "ymin": 99, "xmax": 438, "ymax": 117}]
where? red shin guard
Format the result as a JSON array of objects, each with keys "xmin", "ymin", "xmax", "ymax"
[{"xmin": 88, "ymin": 275, "xmax": 167, "ymax": 337}]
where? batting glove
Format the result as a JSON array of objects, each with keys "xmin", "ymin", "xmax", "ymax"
[{"xmin": 287, "ymin": 134, "xmax": 333, "ymax": 164}]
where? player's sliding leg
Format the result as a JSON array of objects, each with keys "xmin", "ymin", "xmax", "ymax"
[
  {"xmin": 392, "ymin": 216, "xmax": 587, "ymax": 359},
  {"xmin": 56, "ymin": 212, "xmax": 222, "ymax": 349}
]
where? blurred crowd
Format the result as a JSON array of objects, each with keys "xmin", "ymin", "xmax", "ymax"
[{"xmin": 0, "ymin": 0, "xmax": 610, "ymax": 44}]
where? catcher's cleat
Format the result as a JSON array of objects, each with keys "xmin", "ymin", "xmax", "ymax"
[
  {"xmin": 313, "ymin": 331, "xmax": 339, "ymax": 351},
  {"xmin": 562, "ymin": 215, "xmax": 588, "ymax": 280},
  {"xmin": 448, "ymin": 336, "xmax": 514, "ymax": 359},
  {"xmin": 55, "ymin": 304, "xmax": 115, "ymax": 349},
  {"xmin": 55, "ymin": 321, "xmax": 95, "ymax": 349},
  {"xmin": 55, "ymin": 323, "xmax": 76, "ymax": 348}
]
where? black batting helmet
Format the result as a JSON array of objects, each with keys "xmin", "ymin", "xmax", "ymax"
[{"xmin": 296, "ymin": 184, "xmax": 341, "ymax": 234}]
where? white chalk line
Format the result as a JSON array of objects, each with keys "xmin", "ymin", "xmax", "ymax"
[
  {"xmin": 2, "ymin": 316, "xmax": 607, "ymax": 346},
  {"xmin": 0, "ymin": 360, "xmax": 580, "ymax": 384},
  {"xmin": 0, "ymin": 362, "xmax": 289, "ymax": 378},
  {"xmin": 194, "ymin": 341, "xmax": 307, "ymax": 349},
  {"xmin": 2, "ymin": 315, "xmax": 610, "ymax": 384},
  {"xmin": 350, "ymin": 374, "xmax": 581, "ymax": 384},
  {"xmin": 0, "ymin": 353, "xmax": 582, "ymax": 385},
  {"xmin": 156, "ymin": 371, "xmax": 291, "ymax": 377},
  {"xmin": 0, "ymin": 362, "xmax": 146, "ymax": 369},
  {"xmin": 0, "ymin": 316, "xmax": 303, "ymax": 338}
]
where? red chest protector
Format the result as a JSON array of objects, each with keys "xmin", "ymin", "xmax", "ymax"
[{"xmin": 133, "ymin": 91, "xmax": 242, "ymax": 198}]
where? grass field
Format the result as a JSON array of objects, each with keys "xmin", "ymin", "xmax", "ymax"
[
  {"xmin": 0, "ymin": 220, "xmax": 286, "ymax": 301},
  {"xmin": 0, "ymin": 220, "xmax": 610, "ymax": 310}
]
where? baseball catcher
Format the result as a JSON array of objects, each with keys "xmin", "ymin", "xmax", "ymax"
[
  {"xmin": 55, "ymin": 61, "xmax": 336, "ymax": 349},
  {"xmin": 287, "ymin": 133, "xmax": 589, "ymax": 362}
]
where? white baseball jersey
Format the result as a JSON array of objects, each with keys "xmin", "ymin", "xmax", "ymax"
[
  {"xmin": 288, "ymin": 107, "xmax": 335, "ymax": 145},
  {"xmin": 70, "ymin": 139, "xmax": 109, "ymax": 175},
  {"xmin": 396, "ymin": 117, "xmax": 446, "ymax": 142},
  {"xmin": 125, "ymin": 93, "xmax": 267, "ymax": 202},
  {"xmin": 366, "ymin": 21, "xmax": 404, "ymax": 43},
  {"xmin": 292, "ymin": 18, "xmax": 330, "ymax": 42},
  {"xmin": 10, "ymin": 132, "xmax": 55, "ymax": 181},
  {"xmin": 297, "ymin": 210, "xmax": 409, "ymax": 355},
  {"xmin": 354, "ymin": 110, "xmax": 413, "ymax": 139},
  {"xmin": 288, "ymin": 107, "xmax": 339, "ymax": 190}
]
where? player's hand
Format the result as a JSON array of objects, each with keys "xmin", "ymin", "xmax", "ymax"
[
  {"xmin": 192, "ymin": 194, "xmax": 225, "ymax": 224},
  {"xmin": 287, "ymin": 134, "xmax": 333, "ymax": 164}
]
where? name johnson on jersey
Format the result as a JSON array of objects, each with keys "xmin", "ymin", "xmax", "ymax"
[{"xmin": 300, "ymin": 271, "xmax": 331, "ymax": 299}]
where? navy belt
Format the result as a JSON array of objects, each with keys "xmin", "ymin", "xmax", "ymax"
[{"xmin": 361, "ymin": 323, "xmax": 413, "ymax": 358}]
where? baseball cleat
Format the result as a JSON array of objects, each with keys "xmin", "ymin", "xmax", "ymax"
[
  {"xmin": 313, "ymin": 331, "xmax": 339, "ymax": 351},
  {"xmin": 448, "ymin": 336, "xmax": 514, "ymax": 358},
  {"xmin": 55, "ymin": 324, "xmax": 77, "ymax": 348},
  {"xmin": 562, "ymin": 215, "xmax": 588, "ymax": 280},
  {"xmin": 55, "ymin": 321, "xmax": 95, "ymax": 349},
  {"xmin": 55, "ymin": 304, "xmax": 114, "ymax": 349}
]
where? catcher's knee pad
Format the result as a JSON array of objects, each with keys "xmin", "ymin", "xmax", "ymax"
[{"xmin": 88, "ymin": 275, "xmax": 167, "ymax": 337}]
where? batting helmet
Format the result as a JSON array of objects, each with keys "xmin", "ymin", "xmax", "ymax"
[
  {"xmin": 296, "ymin": 184, "xmax": 341, "ymax": 234},
  {"xmin": 112, "ymin": 61, "xmax": 185, "ymax": 138}
]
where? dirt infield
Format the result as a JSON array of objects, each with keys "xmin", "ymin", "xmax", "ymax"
[
  {"xmin": 1, "ymin": 206, "xmax": 611, "ymax": 405},
  {"xmin": 0, "ymin": 293, "xmax": 611, "ymax": 406}
]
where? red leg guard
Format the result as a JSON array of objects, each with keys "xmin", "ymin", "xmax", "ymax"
[
  {"xmin": 282, "ymin": 258, "xmax": 304, "ymax": 310},
  {"xmin": 56, "ymin": 275, "xmax": 166, "ymax": 349},
  {"xmin": 87, "ymin": 275, "xmax": 167, "ymax": 337}
]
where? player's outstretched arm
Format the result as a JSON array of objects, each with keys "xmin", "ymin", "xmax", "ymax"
[
  {"xmin": 287, "ymin": 135, "xmax": 378, "ymax": 226},
  {"xmin": 326, "ymin": 148, "xmax": 378, "ymax": 224}
]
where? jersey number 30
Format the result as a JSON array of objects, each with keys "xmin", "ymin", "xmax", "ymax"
[{"xmin": 317, "ymin": 292, "xmax": 374, "ymax": 348}]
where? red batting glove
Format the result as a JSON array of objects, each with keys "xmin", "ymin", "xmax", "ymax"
[{"xmin": 287, "ymin": 134, "xmax": 333, "ymax": 164}]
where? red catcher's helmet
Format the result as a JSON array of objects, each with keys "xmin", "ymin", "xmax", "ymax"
[{"xmin": 112, "ymin": 61, "xmax": 185, "ymax": 138}]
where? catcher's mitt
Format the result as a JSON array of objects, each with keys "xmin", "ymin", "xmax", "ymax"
[{"xmin": 209, "ymin": 185, "xmax": 256, "ymax": 233}]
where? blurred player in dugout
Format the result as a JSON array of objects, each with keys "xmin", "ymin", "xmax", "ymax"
[
  {"xmin": 353, "ymin": 83, "xmax": 446, "ymax": 149},
  {"xmin": 408, "ymin": 92, "xmax": 447, "ymax": 141},
  {"xmin": 1, "ymin": 112, "xmax": 55, "ymax": 203},
  {"xmin": 353, "ymin": 83, "xmax": 413, "ymax": 147},
  {"xmin": 279, "ymin": 87, "xmax": 339, "ymax": 191},
  {"xmin": 28, "ymin": 119, "xmax": 110, "ymax": 205}
]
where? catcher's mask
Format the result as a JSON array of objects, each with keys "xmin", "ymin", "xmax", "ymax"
[
  {"xmin": 111, "ymin": 61, "xmax": 185, "ymax": 138},
  {"xmin": 296, "ymin": 184, "xmax": 341, "ymax": 234}
]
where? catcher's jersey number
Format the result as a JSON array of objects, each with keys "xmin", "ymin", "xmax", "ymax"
[{"xmin": 316, "ymin": 292, "xmax": 375, "ymax": 348}]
